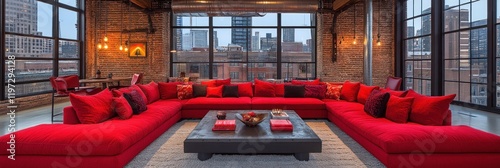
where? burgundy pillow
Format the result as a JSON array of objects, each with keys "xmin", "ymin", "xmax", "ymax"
[
  {"xmin": 237, "ymin": 82, "xmax": 253, "ymax": 97},
  {"xmin": 112, "ymin": 96, "xmax": 133, "ymax": 120},
  {"xmin": 357, "ymin": 84, "xmax": 379, "ymax": 104},
  {"xmin": 158, "ymin": 82, "xmax": 181, "ymax": 99},
  {"xmin": 291, "ymin": 78, "xmax": 320, "ymax": 85},
  {"xmin": 201, "ymin": 80, "xmax": 217, "ymax": 87},
  {"xmin": 325, "ymin": 83, "xmax": 342, "ymax": 100},
  {"xmin": 207, "ymin": 86, "xmax": 223, "ymax": 98},
  {"xmin": 304, "ymin": 85, "xmax": 327, "ymax": 99},
  {"xmin": 385, "ymin": 95, "xmax": 414, "ymax": 123},
  {"xmin": 215, "ymin": 78, "xmax": 231, "ymax": 86},
  {"xmin": 340, "ymin": 81, "xmax": 361, "ymax": 102},
  {"xmin": 254, "ymin": 79, "xmax": 275, "ymax": 97},
  {"xmin": 177, "ymin": 85, "xmax": 193, "ymax": 100},
  {"xmin": 284, "ymin": 85, "xmax": 305, "ymax": 98},
  {"xmin": 123, "ymin": 90, "xmax": 148, "ymax": 114},
  {"xmin": 405, "ymin": 90, "xmax": 456, "ymax": 126},
  {"xmin": 69, "ymin": 89, "xmax": 114, "ymax": 124},
  {"xmin": 192, "ymin": 84, "xmax": 207, "ymax": 97},
  {"xmin": 364, "ymin": 90, "xmax": 390, "ymax": 118},
  {"xmin": 222, "ymin": 85, "xmax": 239, "ymax": 97},
  {"xmin": 138, "ymin": 81, "xmax": 160, "ymax": 104},
  {"xmin": 113, "ymin": 85, "xmax": 148, "ymax": 104}
]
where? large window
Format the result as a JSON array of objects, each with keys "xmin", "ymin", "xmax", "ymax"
[
  {"xmin": 2, "ymin": 0, "xmax": 84, "ymax": 98},
  {"xmin": 403, "ymin": 0, "xmax": 432, "ymax": 95},
  {"xmin": 171, "ymin": 13, "xmax": 316, "ymax": 82},
  {"xmin": 443, "ymin": 0, "xmax": 488, "ymax": 105}
]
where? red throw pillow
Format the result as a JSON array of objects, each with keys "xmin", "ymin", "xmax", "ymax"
[
  {"xmin": 112, "ymin": 96, "xmax": 133, "ymax": 119},
  {"xmin": 357, "ymin": 84, "xmax": 379, "ymax": 104},
  {"xmin": 304, "ymin": 85, "xmax": 327, "ymax": 99},
  {"xmin": 340, "ymin": 81, "xmax": 361, "ymax": 102},
  {"xmin": 325, "ymin": 83, "xmax": 342, "ymax": 100},
  {"xmin": 158, "ymin": 82, "xmax": 181, "ymax": 99},
  {"xmin": 380, "ymin": 88, "xmax": 408, "ymax": 97},
  {"xmin": 385, "ymin": 95, "xmax": 414, "ymax": 123},
  {"xmin": 201, "ymin": 80, "xmax": 217, "ymax": 87},
  {"xmin": 114, "ymin": 85, "xmax": 148, "ymax": 104},
  {"xmin": 138, "ymin": 81, "xmax": 160, "ymax": 104},
  {"xmin": 177, "ymin": 85, "xmax": 193, "ymax": 100},
  {"xmin": 215, "ymin": 78, "xmax": 231, "ymax": 86},
  {"xmin": 274, "ymin": 84, "xmax": 285, "ymax": 97},
  {"xmin": 237, "ymin": 82, "xmax": 253, "ymax": 97},
  {"xmin": 405, "ymin": 89, "xmax": 456, "ymax": 125},
  {"xmin": 364, "ymin": 90, "xmax": 390, "ymax": 118},
  {"xmin": 69, "ymin": 89, "xmax": 114, "ymax": 124},
  {"xmin": 291, "ymin": 78, "xmax": 320, "ymax": 85},
  {"xmin": 207, "ymin": 86, "xmax": 223, "ymax": 98},
  {"xmin": 254, "ymin": 79, "xmax": 275, "ymax": 97}
]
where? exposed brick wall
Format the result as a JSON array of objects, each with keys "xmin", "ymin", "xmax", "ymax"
[{"xmin": 320, "ymin": 0, "xmax": 395, "ymax": 87}]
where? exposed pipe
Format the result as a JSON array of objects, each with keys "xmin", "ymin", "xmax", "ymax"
[
  {"xmin": 364, "ymin": 0, "xmax": 373, "ymax": 85},
  {"xmin": 171, "ymin": 0, "xmax": 319, "ymax": 16}
]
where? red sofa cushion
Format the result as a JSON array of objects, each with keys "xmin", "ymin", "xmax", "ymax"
[
  {"xmin": 158, "ymin": 82, "xmax": 181, "ymax": 99},
  {"xmin": 112, "ymin": 85, "xmax": 148, "ymax": 103},
  {"xmin": 183, "ymin": 97, "xmax": 252, "ymax": 110},
  {"xmin": 138, "ymin": 81, "xmax": 160, "ymax": 104},
  {"xmin": 304, "ymin": 85, "xmax": 326, "ymax": 99},
  {"xmin": 291, "ymin": 78, "xmax": 320, "ymax": 85},
  {"xmin": 0, "ymin": 100, "xmax": 182, "ymax": 156},
  {"xmin": 113, "ymin": 96, "xmax": 133, "ymax": 119},
  {"xmin": 201, "ymin": 80, "xmax": 217, "ymax": 87},
  {"xmin": 254, "ymin": 79, "xmax": 275, "ymax": 97},
  {"xmin": 215, "ymin": 78, "xmax": 231, "ymax": 86},
  {"xmin": 207, "ymin": 86, "xmax": 223, "ymax": 98},
  {"xmin": 274, "ymin": 83, "xmax": 285, "ymax": 97},
  {"xmin": 69, "ymin": 89, "xmax": 114, "ymax": 124},
  {"xmin": 340, "ymin": 81, "xmax": 360, "ymax": 102},
  {"xmin": 405, "ymin": 90, "xmax": 456, "ymax": 126},
  {"xmin": 237, "ymin": 82, "xmax": 253, "ymax": 97},
  {"xmin": 380, "ymin": 88, "xmax": 408, "ymax": 97},
  {"xmin": 357, "ymin": 84, "xmax": 379, "ymax": 104},
  {"xmin": 252, "ymin": 97, "xmax": 325, "ymax": 110},
  {"xmin": 385, "ymin": 95, "xmax": 414, "ymax": 123}
]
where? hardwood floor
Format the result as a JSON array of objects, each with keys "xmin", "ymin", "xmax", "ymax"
[{"xmin": 1, "ymin": 101, "xmax": 499, "ymax": 136}]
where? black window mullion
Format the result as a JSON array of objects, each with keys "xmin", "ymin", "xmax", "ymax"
[
  {"xmin": 53, "ymin": 2, "xmax": 59, "ymax": 77},
  {"xmin": 487, "ymin": 0, "xmax": 497, "ymax": 107},
  {"xmin": 79, "ymin": 0, "xmax": 85, "ymax": 78},
  {"xmin": 277, "ymin": 14, "xmax": 282, "ymax": 79},
  {"xmin": 208, "ymin": 17, "xmax": 213, "ymax": 79},
  {"xmin": 1, "ymin": 0, "xmax": 5, "ymax": 100}
]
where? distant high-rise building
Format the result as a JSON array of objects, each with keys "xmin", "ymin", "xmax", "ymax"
[
  {"xmin": 182, "ymin": 33, "xmax": 193, "ymax": 50},
  {"xmin": 231, "ymin": 17, "xmax": 252, "ymax": 51},
  {"xmin": 251, "ymin": 32, "xmax": 260, "ymax": 52},
  {"xmin": 283, "ymin": 28, "xmax": 295, "ymax": 42},
  {"xmin": 182, "ymin": 30, "xmax": 209, "ymax": 50},
  {"xmin": 214, "ymin": 31, "xmax": 219, "ymax": 48},
  {"xmin": 175, "ymin": 16, "xmax": 183, "ymax": 50},
  {"xmin": 306, "ymin": 39, "xmax": 313, "ymax": 52},
  {"xmin": 261, "ymin": 33, "xmax": 277, "ymax": 51}
]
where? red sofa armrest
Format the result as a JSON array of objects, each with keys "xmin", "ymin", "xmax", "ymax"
[
  {"xmin": 442, "ymin": 109, "xmax": 452, "ymax": 126},
  {"xmin": 63, "ymin": 106, "xmax": 81, "ymax": 124}
]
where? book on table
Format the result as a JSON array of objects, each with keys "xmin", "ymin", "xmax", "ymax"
[
  {"xmin": 270, "ymin": 119, "xmax": 293, "ymax": 131},
  {"xmin": 212, "ymin": 120, "xmax": 236, "ymax": 131}
]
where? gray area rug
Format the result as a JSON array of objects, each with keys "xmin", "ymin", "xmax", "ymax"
[{"xmin": 127, "ymin": 120, "xmax": 384, "ymax": 168}]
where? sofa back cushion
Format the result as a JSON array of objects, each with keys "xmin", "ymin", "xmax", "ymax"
[
  {"xmin": 201, "ymin": 80, "xmax": 217, "ymax": 87},
  {"xmin": 254, "ymin": 79, "xmax": 275, "ymax": 97},
  {"xmin": 340, "ymin": 81, "xmax": 361, "ymax": 102},
  {"xmin": 385, "ymin": 95, "xmax": 414, "ymax": 123},
  {"xmin": 123, "ymin": 90, "xmax": 148, "ymax": 114},
  {"xmin": 112, "ymin": 85, "xmax": 148, "ymax": 103},
  {"xmin": 284, "ymin": 85, "xmax": 305, "ymax": 98},
  {"xmin": 304, "ymin": 85, "xmax": 326, "ymax": 99},
  {"xmin": 215, "ymin": 78, "xmax": 231, "ymax": 86},
  {"xmin": 325, "ymin": 82, "xmax": 343, "ymax": 100},
  {"xmin": 237, "ymin": 82, "xmax": 253, "ymax": 97},
  {"xmin": 357, "ymin": 84, "xmax": 379, "ymax": 104},
  {"xmin": 112, "ymin": 96, "xmax": 133, "ymax": 119},
  {"xmin": 138, "ymin": 81, "xmax": 160, "ymax": 104},
  {"xmin": 192, "ymin": 84, "xmax": 207, "ymax": 97},
  {"xmin": 364, "ymin": 90, "xmax": 390, "ymax": 118},
  {"xmin": 291, "ymin": 78, "xmax": 320, "ymax": 85},
  {"xmin": 207, "ymin": 86, "xmax": 223, "ymax": 98},
  {"xmin": 380, "ymin": 88, "xmax": 408, "ymax": 97},
  {"xmin": 405, "ymin": 89, "xmax": 456, "ymax": 126},
  {"xmin": 177, "ymin": 85, "xmax": 193, "ymax": 100},
  {"xmin": 69, "ymin": 89, "xmax": 114, "ymax": 124},
  {"xmin": 223, "ymin": 85, "xmax": 239, "ymax": 97},
  {"xmin": 158, "ymin": 82, "xmax": 181, "ymax": 99}
]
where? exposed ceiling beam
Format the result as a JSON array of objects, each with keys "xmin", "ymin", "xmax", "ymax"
[
  {"xmin": 129, "ymin": 0, "xmax": 151, "ymax": 9},
  {"xmin": 333, "ymin": 0, "xmax": 351, "ymax": 10}
]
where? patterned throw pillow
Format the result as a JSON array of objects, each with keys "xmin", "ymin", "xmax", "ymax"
[
  {"xmin": 177, "ymin": 85, "xmax": 193, "ymax": 100},
  {"xmin": 304, "ymin": 85, "xmax": 327, "ymax": 99},
  {"xmin": 123, "ymin": 90, "xmax": 148, "ymax": 115},
  {"xmin": 325, "ymin": 83, "xmax": 343, "ymax": 100},
  {"xmin": 364, "ymin": 90, "xmax": 390, "ymax": 118}
]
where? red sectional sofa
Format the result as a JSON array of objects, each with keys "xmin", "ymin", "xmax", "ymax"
[{"xmin": 1, "ymin": 81, "xmax": 500, "ymax": 168}]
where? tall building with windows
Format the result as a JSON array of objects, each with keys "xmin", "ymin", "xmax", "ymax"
[
  {"xmin": 283, "ymin": 28, "xmax": 295, "ymax": 42},
  {"xmin": 175, "ymin": 16, "xmax": 183, "ymax": 50},
  {"xmin": 251, "ymin": 32, "xmax": 260, "ymax": 52},
  {"xmin": 231, "ymin": 17, "xmax": 252, "ymax": 51}
]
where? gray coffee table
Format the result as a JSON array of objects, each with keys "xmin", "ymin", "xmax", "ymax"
[{"xmin": 184, "ymin": 110, "xmax": 322, "ymax": 161}]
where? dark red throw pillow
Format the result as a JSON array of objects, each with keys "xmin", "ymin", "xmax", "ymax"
[
  {"xmin": 123, "ymin": 90, "xmax": 148, "ymax": 114},
  {"xmin": 112, "ymin": 96, "xmax": 133, "ymax": 119},
  {"xmin": 158, "ymin": 82, "xmax": 182, "ymax": 99},
  {"xmin": 385, "ymin": 95, "xmax": 414, "ymax": 123},
  {"xmin": 340, "ymin": 81, "xmax": 361, "ymax": 102},
  {"xmin": 364, "ymin": 90, "xmax": 390, "ymax": 118},
  {"xmin": 192, "ymin": 84, "xmax": 207, "ymax": 97},
  {"xmin": 237, "ymin": 82, "xmax": 253, "ymax": 97},
  {"xmin": 138, "ymin": 81, "xmax": 160, "ymax": 104},
  {"xmin": 405, "ymin": 89, "xmax": 456, "ymax": 126},
  {"xmin": 284, "ymin": 85, "xmax": 305, "ymax": 98},
  {"xmin": 254, "ymin": 79, "xmax": 275, "ymax": 97},
  {"xmin": 304, "ymin": 85, "xmax": 327, "ymax": 99},
  {"xmin": 222, "ymin": 85, "xmax": 239, "ymax": 97},
  {"xmin": 291, "ymin": 78, "xmax": 320, "ymax": 85},
  {"xmin": 207, "ymin": 86, "xmax": 223, "ymax": 98},
  {"xmin": 215, "ymin": 78, "xmax": 231, "ymax": 86},
  {"xmin": 69, "ymin": 89, "xmax": 114, "ymax": 124},
  {"xmin": 357, "ymin": 84, "xmax": 379, "ymax": 104}
]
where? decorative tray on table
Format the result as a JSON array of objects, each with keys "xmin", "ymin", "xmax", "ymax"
[{"xmin": 270, "ymin": 109, "xmax": 289, "ymax": 119}]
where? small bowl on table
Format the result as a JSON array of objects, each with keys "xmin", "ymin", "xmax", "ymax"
[{"xmin": 235, "ymin": 112, "xmax": 267, "ymax": 127}]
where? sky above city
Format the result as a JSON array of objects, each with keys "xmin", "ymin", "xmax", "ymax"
[{"xmin": 36, "ymin": 1, "xmax": 78, "ymax": 40}]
